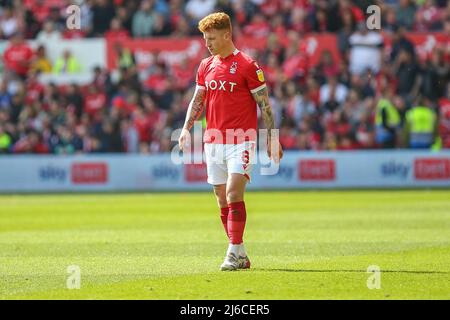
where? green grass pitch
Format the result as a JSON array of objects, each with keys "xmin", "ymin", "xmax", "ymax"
[{"xmin": 0, "ymin": 190, "xmax": 449, "ymax": 300}]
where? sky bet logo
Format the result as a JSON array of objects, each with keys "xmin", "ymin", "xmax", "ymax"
[
  {"xmin": 39, "ymin": 166, "xmax": 67, "ymax": 182},
  {"xmin": 381, "ymin": 161, "xmax": 410, "ymax": 179},
  {"xmin": 152, "ymin": 164, "xmax": 179, "ymax": 181},
  {"xmin": 263, "ymin": 165, "xmax": 294, "ymax": 180}
]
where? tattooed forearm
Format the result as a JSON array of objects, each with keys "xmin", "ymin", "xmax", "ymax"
[
  {"xmin": 252, "ymin": 86, "xmax": 275, "ymax": 137},
  {"xmin": 183, "ymin": 87, "xmax": 206, "ymax": 131}
]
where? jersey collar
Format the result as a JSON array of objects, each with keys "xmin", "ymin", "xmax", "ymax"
[{"xmin": 219, "ymin": 48, "xmax": 240, "ymax": 61}]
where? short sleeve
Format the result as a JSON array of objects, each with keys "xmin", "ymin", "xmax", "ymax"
[
  {"xmin": 195, "ymin": 61, "xmax": 205, "ymax": 89},
  {"xmin": 245, "ymin": 60, "xmax": 267, "ymax": 94}
]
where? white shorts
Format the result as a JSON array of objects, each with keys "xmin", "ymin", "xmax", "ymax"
[{"xmin": 204, "ymin": 142, "xmax": 256, "ymax": 185}]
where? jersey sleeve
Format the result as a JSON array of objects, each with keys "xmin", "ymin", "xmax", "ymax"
[
  {"xmin": 195, "ymin": 60, "xmax": 206, "ymax": 89},
  {"xmin": 244, "ymin": 60, "xmax": 267, "ymax": 94}
]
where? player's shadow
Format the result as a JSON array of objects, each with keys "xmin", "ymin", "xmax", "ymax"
[{"xmin": 256, "ymin": 268, "xmax": 450, "ymax": 274}]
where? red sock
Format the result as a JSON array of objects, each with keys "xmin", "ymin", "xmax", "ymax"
[
  {"xmin": 220, "ymin": 207, "xmax": 229, "ymax": 238},
  {"xmin": 227, "ymin": 201, "xmax": 246, "ymax": 245}
]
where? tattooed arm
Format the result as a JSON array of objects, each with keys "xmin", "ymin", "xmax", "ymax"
[
  {"xmin": 183, "ymin": 86, "xmax": 206, "ymax": 131},
  {"xmin": 179, "ymin": 86, "xmax": 206, "ymax": 151},
  {"xmin": 252, "ymin": 86, "xmax": 283, "ymax": 163},
  {"xmin": 252, "ymin": 86, "xmax": 275, "ymax": 136}
]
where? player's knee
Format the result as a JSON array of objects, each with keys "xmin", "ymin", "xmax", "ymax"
[
  {"xmin": 217, "ymin": 197, "xmax": 228, "ymax": 208},
  {"xmin": 213, "ymin": 186, "xmax": 227, "ymax": 207},
  {"xmin": 226, "ymin": 190, "xmax": 243, "ymax": 204}
]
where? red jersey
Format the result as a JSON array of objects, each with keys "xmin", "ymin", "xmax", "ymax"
[
  {"xmin": 196, "ymin": 49, "xmax": 266, "ymax": 144},
  {"xmin": 3, "ymin": 43, "xmax": 34, "ymax": 76}
]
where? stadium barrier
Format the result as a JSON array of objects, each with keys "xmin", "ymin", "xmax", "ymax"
[{"xmin": 1, "ymin": 150, "xmax": 449, "ymax": 193}]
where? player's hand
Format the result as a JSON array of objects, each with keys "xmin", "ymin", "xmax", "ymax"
[
  {"xmin": 267, "ymin": 136, "xmax": 283, "ymax": 164},
  {"xmin": 178, "ymin": 128, "xmax": 191, "ymax": 152}
]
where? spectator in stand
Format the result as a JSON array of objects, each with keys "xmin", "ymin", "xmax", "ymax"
[
  {"xmin": 348, "ymin": 22, "xmax": 384, "ymax": 76},
  {"xmin": 404, "ymin": 96, "xmax": 440, "ymax": 149},
  {"xmin": 338, "ymin": 0, "xmax": 365, "ymax": 26},
  {"xmin": 279, "ymin": 119, "xmax": 298, "ymax": 151},
  {"xmin": 115, "ymin": 4, "xmax": 133, "ymax": 35},
  {"xmin": 383, "ymin": 6, "xmax": 399, "ymax": 33},
  {"xmin": 0, "ymin": 6, "xmax": 22, "ymax": 39},
  {"xmin": 47, "ymin": 5, "xmax": 65, "ymax": 31},
  {"xmin": 171, "ymin": 57, "xmax": 194, "ymax": 91},
  {"xmin": 144, "ymin": 62, "xmax": 172, "ymax": 109},
  {"xmin": 337, "ymin": 8, "xmax": 355, "ymax": 58},
  {"xmin": 3, "ymin": 32, "xmax": 33, "ymax": 79},
  {"xmin": 23, "ymin": 7, "xmax": 40, "ymax": 39},
  {"xmin": 51, "ymin": 126, "xmax": 76, "ymax": 154},
  {"xmin": 66, "ymin": 83, "xmax": 84, "ymax": 120},
  {"xmin": 282, "ymin": 39, "xmax": 308, "ymax": 83},
  {"xmin": 396, "ymin": 0, "xmax": 417, "ymax": 30},
  {"xmin": 53, "ymin": 49, "xmax": 82, "ymax": 74},
  {"xmin": 91, "ymin": 0, "xmax": 116, "ymax": 36},
  {"xmin": 132, "ymin": 0, "xmax": 155, "ymax": 38},
  {"xmin": 91, "ymin": 66, "xmax": 113, "ymax": 95},
  {"xmin": 438, "ymin": 83, "xmax": 450, "ymax": 148},
  {"xmin": 375, "ymin": 88, "xmax": 401, "ymax": 149},
  {"xmin": 79, "ymin": 0, "xmax": 94, "ymax": 35},
  {"xmin": 171, "ymin": 14, "xmax": 192, "ymax": 37},
  {"xmin": 270, "ymin": 14, "xmax": 288, "ymax": 39},
  {"xmin": 36, "ymin": 21, "xmax": 61, "ymax": 43},
  {"xmin": 354, "ymin": 107, "xmax": 376, "ymax": 149},
  {"xmin": 113, "ymin": 42, "xmax": 135, "ymax": 71},
  {"xmin": 390, "ymin": 25, "xmax": 415, "ymax": 63},
  {"xmin": 285, "ymin": 82, "xmax": 316, "ymax": 124},
  {"xmin": 0, "ymin": 124, "xmax": 12, "ymax": 152},
  {"xmin": 84, "ymin": 85, "xmax": 106, "ymax": 117},
  {"xmin": 420, "ymin": 48, "xmax": 449, "ymax": 101},
  {"xmin": 105, "ymin": 17, "xmax": 130, "ymax": 41},
  {"xmin": 320, "ymin": 75, "xmax": 349, "ymax": 106},
  {"xmin": 30, "ymin": 45, "xmax": 52, "ymax": 74},
  {"xmin": 23, "ymin": 0, "xmax": 48, "ymax": 24},
  {"xmin": 0, "ymin": 79, "xmax": 12, "ymax": 110},
  {"xmin": 24, "ymin": 71, "xmax": 45, "ymax": 106},
  {"xmin": 311, "ymin": 6, "xmax": 329, "ymax": 32},
  {"xmin": 393, "ymin": 49, "xmax": 422, "ymax": 105},
  {"xmin": 97, "ymin": 118, "xmax": 123, "ymax": 152},
  {"xmin": 142, "ymin": 93, "xmax": 165, "ymax": 138},
  {"xmin": 243, "ymin": 13, "xmax": 270, "ymax": 38},
  {"xmin": 315, "ymin": 50, "xmax": 339, "ymax": 85},
  {"xmin": 121, "ymin": 118, "xmax": 139, "ymax": 153},
  {"xmin": 185, "ymin": 0, "xmax": 217, "ymax": 23},
  {"xmin": 414, "ymin": 0, "xmax": 444, "ymax": 31},
  {"xmin": 151, "ymin": 13, "xmax": 172, "ymax": 36}
]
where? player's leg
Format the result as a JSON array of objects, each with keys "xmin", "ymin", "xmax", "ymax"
[
  {"xmin": 213, "ymin": 183, "xmax": 229, "ymax": 239},
  {"xmin": 226, "ymin": 173, "xmax": 251, "ymax": 269},
  {"xmin": 226, "ymin": 172, "xmax": 247, "ymax": 245},
  {"xmin": 204, "ymin": 143, "xmax": 230, "ymax": 252},
  {"xmin": 220, "ymin": 142, "xmax": 255, "ymax": 271}
]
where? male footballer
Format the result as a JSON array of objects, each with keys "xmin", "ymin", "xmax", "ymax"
[{"xmin": 179, "ymin": 12, "xmax": 283, "ymax": 271}]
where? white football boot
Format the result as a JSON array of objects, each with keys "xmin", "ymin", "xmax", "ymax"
[
  {"xmin": 238, "ymin": 244, "xmax": 251, "ymax": 269},
  {"xmin": 220, "ymin": 244, "xmax": 240, "ymax": 271}
]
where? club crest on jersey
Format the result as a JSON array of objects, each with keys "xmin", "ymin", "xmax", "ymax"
[
  {"xmin": 256, "ymin": 69, "xmax": 265, "ymax": 82},
  {"xmin": 230, "ymin": 62, "xmax": 237, "ymax": 74}
]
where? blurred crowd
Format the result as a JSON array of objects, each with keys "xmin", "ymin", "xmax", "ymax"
[
  {"xmin": 0, "ymin": 0, "xmax": 449, "ymax": 154},
  {"xmin": 0, "ymin": 0, "xmax": 449, "ymax": 39}
]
